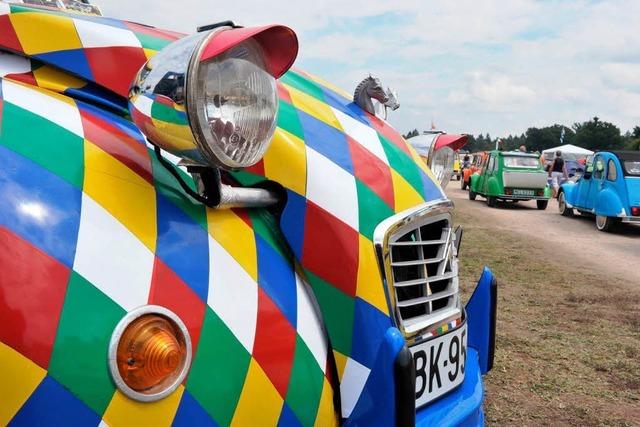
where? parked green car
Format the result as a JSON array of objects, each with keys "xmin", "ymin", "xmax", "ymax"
[{"xmin": 469, "ymin": 150, "xmax": 552, "ymax": 209}]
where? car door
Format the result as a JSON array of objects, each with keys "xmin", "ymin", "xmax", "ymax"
[
  {"xmin": 481, "ymin": 154, "xmax": 495, "ymax": 195},
  {"xmin": 582, "ymin": 155, "xmax": 605, "ymax": 211}
]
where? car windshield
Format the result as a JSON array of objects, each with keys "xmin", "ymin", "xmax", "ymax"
[
  {"xmin": 624, "ymin": 161, "xmax": 640, "ymax": 176},
  {"xmin": 503, "ymin": 156, "xmax": 539, "ymax": 168}
]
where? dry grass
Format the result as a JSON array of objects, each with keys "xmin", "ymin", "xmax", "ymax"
[{"xmin": 454, "ymin": 210, "xmax": 640, "ymax": 426}]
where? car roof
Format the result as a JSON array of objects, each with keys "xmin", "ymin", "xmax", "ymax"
[
  {"xmin": 611, "ymin": 151, "xmax": 640, "ymax": 162},
  {"xmin": 490, "ymin": 150, "xmax": 539, "ymax": 158}
]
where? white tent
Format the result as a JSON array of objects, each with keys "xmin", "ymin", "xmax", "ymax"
[{"xmin": 542, "ymin": 144, "xmax": 593, "ymax": 161}]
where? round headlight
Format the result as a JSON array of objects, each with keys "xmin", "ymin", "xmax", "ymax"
[
  {"xmin": 129, "ymin": 25, "xmax": 297, "ymax": 171},
  {"xmin": 431, "ymin": 146, "xmax": 455, "ymax": 189},
  {"xmin": 109, "ymin": 306, "xmax": 191, "ymax": 402},
  {"xmin": 188, "ymin": 39, "xmax": 278, "ymax": 169}
]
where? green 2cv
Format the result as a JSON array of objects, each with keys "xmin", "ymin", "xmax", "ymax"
[{"xmin": 469, "ymin": 150, "xmax": 552, "ymax": 209}]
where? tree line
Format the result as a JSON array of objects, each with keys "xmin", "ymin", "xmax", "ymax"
[{"xmin": 403, "ymin": 117, "xmax": 640, "ymax": 153}]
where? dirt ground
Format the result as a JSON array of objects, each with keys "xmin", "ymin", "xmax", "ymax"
[{"xmin": 447, "ymin": 185, "xmax": 640, "ymax": 426}]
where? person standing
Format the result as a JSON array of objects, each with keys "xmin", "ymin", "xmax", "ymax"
[
  {"xmin": 519, "ymin": 145, "xmax": 527, "ymax": 152},
  {"xmin": 549, "ymin": 150, "xmax": 569, "ymax": 198}
]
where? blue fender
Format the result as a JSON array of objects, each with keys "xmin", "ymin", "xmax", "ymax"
[
  {"xmin": 560, "ymin": 181, "xmax": 578, "ymax": 206},
  {"xmin": 465, "ymin": 267, "xmax": 497, "ymax": 375},
  {"xmin": 595, "ymin": 188, "xmax": 625, "ymax": 217}
]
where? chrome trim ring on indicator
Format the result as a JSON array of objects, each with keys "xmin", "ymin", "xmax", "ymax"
[{"xmin": 108, "ymin": 305, "xmax": 192, "ymax": 402}]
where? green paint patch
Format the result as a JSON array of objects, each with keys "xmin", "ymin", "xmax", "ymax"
[
  {"xmin": 304, "ymin": 269, "xmax": 354, "ymax": 356},
  {"xmin": 134, "ymin": 32, "xmax": 173, "ymax": 52},
  {"xmin": 280, "ymin": 71, "xmax": 326, "ymax": 102},
  {"xmin": 379, "ymin": 133, "xmax": 424, "ymax": 195},
  {"xmin": 48, "ymin": 272, "xmax": 125, "ymax": 415},
  {"xmin": 1, "ymin": 102, "xmax": 84, "ymax": 189},
  {"xmin": 285, "ymin": 335, "xmax": 325, "ymax": 427},
  {"xmin": 151, "ymin": 100, "xmax": 188, "ymax": 125},
  {"xmin": 150, "ymin": 151, "xmax": 208, "ymax": 230},
  {"xmin": 277, "ymin": 100, "xmax": 305, "ymax": 140},
  {"xmin": 356, "ymin": 179, "xmax": 394, "ymax": 240},
  {"xmin": 248, "ymin": 209, "xmax": 292, "ymax": 262},
  {"xmin": 187, "ymin": 308, "xmax": 251, "ymax": 426}
]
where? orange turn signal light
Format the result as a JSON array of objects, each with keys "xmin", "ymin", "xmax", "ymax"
[{"xmin": 109, "ymin": 307, "xmax": 191, "ymax": 401}]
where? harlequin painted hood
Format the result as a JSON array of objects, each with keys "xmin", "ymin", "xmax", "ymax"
[{"xmin": 0, "ymin": 2, "xmax": 449, "ymax": 423}]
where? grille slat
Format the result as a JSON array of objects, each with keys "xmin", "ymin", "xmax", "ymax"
[{"xmin": 383, "ymin": 211, "xmax": 461, "ymax": 336}]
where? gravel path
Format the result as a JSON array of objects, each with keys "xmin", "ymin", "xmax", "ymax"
[{"xmin": 447, "ymin": 185, "xmax": 640, "ymax": 285}]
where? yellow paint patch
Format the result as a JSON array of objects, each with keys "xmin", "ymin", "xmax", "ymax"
[
  {"xmin": 264, "ymin": 128, "xmax": 306, "ymax": 196},
  {"xmin": 10, "ymin": 12, "xmax": 82, "ymax": 55},
  {"xmin": 284, "ymin": 84, "xmax": 342, "ymax": 131},
  {"xmin": 206, "ymin": 208, "xmax": 257, "ymax": 280},
  {"xmin": 391, "ymin": 170, "xmax": 425, "ymax": 212},
  {"xmin": 314, "ymin": 378, "xmax": 339, "ymax": 427},
  {"xmin": 307, "ymin": 73, "xmax": 352, "ymax": 100},
  {"xmin": 406, "ymin": 144, "xmax": 439, "ymax": 184},
  {"xmin": 151, "ymin": 119, "xmax": 194, "ymax": 152},
  {"xmin": 103, "ymin": 386, "xmax": 184, "ymax": 427},
  {"xmin": 34, "ymin": 65, "xmax": 86, "ymax": 92},
  {"xmin": 0, "ymin": 342, "xmax": 46, "ymax": 425},
  {"xmin": 83, "ymin": 141, "xmax": 157, "ymax": 252},
  {"xmin": 356, "ymin": 235, "xmax": 389, "ymax": 315},
  {"xmin": 332, "ymin": 350, "xmax": 347, "ymax": 381},
  {"xmin": 230, "ymin": 359, "xmax": 283, "ymax": 427},
  {"xmin": 143, "ymin": 48, "xmax": 157, "ymax": 61}
]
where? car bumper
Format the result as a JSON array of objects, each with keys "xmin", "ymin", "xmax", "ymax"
[
  {"xmin": 498, "ymin": 194, "xmax": 548, "ymax": 201},
  {"xmin": 621, "ymin": 216, "xmax": 640, "ymax": 224}
]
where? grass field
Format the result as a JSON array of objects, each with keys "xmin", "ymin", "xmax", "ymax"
[{"xmin": 454, "ymin": 210, "xmax": 640, "ymax": 426}]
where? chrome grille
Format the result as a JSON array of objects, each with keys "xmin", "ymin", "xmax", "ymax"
[{"xmin": 375, "ymin": 200, "xmax": 461, "ymax": 339}]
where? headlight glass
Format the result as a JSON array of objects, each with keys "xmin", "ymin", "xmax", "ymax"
[
  {"xmin": 191, "ymin": 39, "xmax": 278, "ymax": 169},
  {"xmin": 431, "ymin": 147, "xmax": 455, "ymax": 189}
]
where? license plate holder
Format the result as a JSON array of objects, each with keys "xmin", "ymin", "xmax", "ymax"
[
  {"xmin": 411, "ymin": 323, "xmax": 467, "ymax": 408},
  {"xmin": 513, "ymin": 188, "xmax": 535, "ymax": 196}
]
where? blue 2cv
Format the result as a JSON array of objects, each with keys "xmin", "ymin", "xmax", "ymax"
[{"xmin": 558, "ymin": 151, "xmax": 640, "ymax": 232}]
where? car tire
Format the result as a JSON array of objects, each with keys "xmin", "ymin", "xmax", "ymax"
[
  {"xmin": 537, "ymin": 200, "xmax": 548, "ymax": 210},
  {"xmin": 595, "ymin": 215, "xmax": 618, "ymax": 232},
  {"xmin": 558, "ymin": 192, "xmax": 573, "ymax": 217},
  {"xmin": 456, "ymin": 175, "xmax": 461, "ymax": 181},
  {"xmin": 487, "ymin": 196, "xmax": 496, "ymax": 207},
  {"xmin": 461, "ymin": 179, "xmax": 467, "ymax": 190},
  {"xmin": 469, "ymin": 190, "xmax": 477, "ymax": 200}
]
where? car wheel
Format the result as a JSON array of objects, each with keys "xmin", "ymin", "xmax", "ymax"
[
  {"xmin": 469, "ymin": 190, "xmax": 477, "ymax": 200},
  {"xmin": 595, "ymin": 215, "xmax": 618, "ymax": 232},
  {"xmin": 558, "ymin": 192, "xmax": 573, "ymax": 217},
  {"xmin": 461, "ymin": 179, "xmax": 467, "ymax": 190},
  {"xmin": 456, "ymin": 175, "xmax": 461, "ymax": 181},
  {"xmin": 487, "ymin": 196, "xmax": 496, "ymax": 207},
  {"xmin": 537, "ymin": 200, "xmax": 548, "ymax": 210}
]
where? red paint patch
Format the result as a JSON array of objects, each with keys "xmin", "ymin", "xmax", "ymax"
[
  {"xmin": 244, "ymin": 159, "xmax": 265, "ymax": 177},
  {"xmin": 80, "ymin": 107, "xmax": 153, "ymax": 184},
  {"xmin": 347, "ymin": 136, "xmax": 394, "ymax": 208},
  {"xmin": 0, "ymin": 15, "xmax": 24, "ymax": 53},
  {"xmin": 124, "ymin": 21, "xmax": 183, "ymax": 41},
  {"xmin": 277, "ymin": 82, "xmax": 292, "ymax": 104},
  {"xmin": 83, "ymin": 46, "xmax": 148, "ymax": 97},
  {"xmin": 232, "ymin": 208, "xmax": 253, "ymax": 228},
  {"xmin": 149, "ymin": 258, "xmax": 206, "ymax": 357},
  {"xmin": 252, "ymin": 288, "xmax": 296, "ymax": 397},
  {"xmin": 0, "ymin": 227, "xmax": 70, "ymax": 369},
  {"xmin": 301, "ymin": 201, "xmax": 359, "ymax": 297},
  {"xmin": 5, "ymin": 72, "xmax": 37, "ymax": 87},
  {"xmin": 366, "ymin": 113, "xmax": 412, "ymax": 156}
]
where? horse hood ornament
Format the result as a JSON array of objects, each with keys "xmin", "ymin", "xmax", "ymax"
[{"xmin": 354, "ymin": 75, "xmax": 400, "ymax": 120}]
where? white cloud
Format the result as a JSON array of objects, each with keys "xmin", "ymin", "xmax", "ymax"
[{"xmin": 97, "ymin": 0, "xmax": 640, "ymax": 136}]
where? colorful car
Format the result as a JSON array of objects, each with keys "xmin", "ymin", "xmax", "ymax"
[
  {"xmin": 453, "ymin": 153, "xmax": 462, "ymax": 181},
  {"xmin": 558, "ymin": 151, "xmax": 640, "ymax": 231},
  {"xmin": 0, "ymin": 1, "xmax": 497, "ymax": 425},
  {"xmin": 469, "ymin": 150, "xmax": 551, "ymax": 209},
  {"xmin": 461, "ymin": 152, "xmax": 487, "ymax": 191},
  {"xmin": 407, "ymin": 131, "xmax": 468, "ymax": 190}
]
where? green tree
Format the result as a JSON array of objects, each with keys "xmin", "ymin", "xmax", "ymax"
[
  {"xmin": 523, "ymin": 124, "xmax": 574, "ymax": 152},
  {"xmin": 572, "ymin": 117, "xmax": 623, "ymax": 151}
]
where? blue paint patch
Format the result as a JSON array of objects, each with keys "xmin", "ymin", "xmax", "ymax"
[
  {"xmin": 173, "ymin": 390, "xmax": 219, "ymax": 427},
  {"xmin": 0, "ymin": 145, "xmax": 81, "ymax": 268},
  {"xmin": 68, "ymin": 85, "xmax": 128, "ymax": 116},
  {"xmin": 297, "ymin": 110, "xmax": 354, "ymax": 174},
  {"xmin": 320, "ymin": 87, "xmax": 372, "ymax": 126},
  {"xmin": 277, "ymin": 402, "xmax": 302, "ymax": 427},
  {"xmin": 77, "ymin": 100, "xmax": 146, "ymax": 146},
  {"xmin": 9, "ymin": 376, "xmax": 100, "ymax": 426},
  {"xmin": 36, "ymin": 49, "xmax": 94, "ymax": 82},
  {"xmin": 155, "ymin": 192, "xmax": 209, "ymax": 302},
  {"xmin": 280, "ymin": 189, "xmax": 307, "ymax": 260},
  {"xmin": 256, "ymin": 234, "xmax": 297, "ymax": 328},
  {"xmin": 350, "ymin": 297, "xmax": 392, "ymax": 367},
  {"xmin": 418, "ymin": 169, "xmax": 445, "ymax": 202}
]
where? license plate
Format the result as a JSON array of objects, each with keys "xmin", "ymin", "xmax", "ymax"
[
  {"xmin": 411, "ymin": 323, "xmax": 467, "ymax": 408},
  {"xmin": 513, "ymin": 188, "xmax": 535, "ymax": 196}
]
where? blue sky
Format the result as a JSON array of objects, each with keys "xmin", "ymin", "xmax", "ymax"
[{"xmin": 101, "ymin": 0, "xmax": 640, "ymax": 137}]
